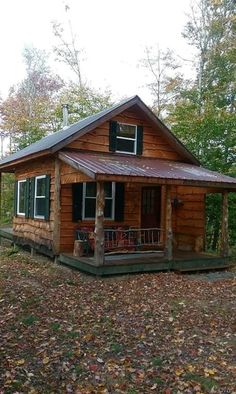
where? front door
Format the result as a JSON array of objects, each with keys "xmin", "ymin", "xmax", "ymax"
[{"xmin": 141, "ymin": 187, "xmax": 161, "ymax": 228}]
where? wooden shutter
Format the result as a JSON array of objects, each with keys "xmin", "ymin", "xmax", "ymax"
[
  {"xmin": 25, "ymin": 178, "xmax": 30, "ymax": 219},
  {"xmin": 136, "ymin": 125, "xmax": 143, "ymax": 155},
  {"xmin": 72, "ymin": 183, "xmax": 83, "ymax": 222},
  {"xmin": 30, "ymin": 177, "xmax": 35, "ymax": 219},
  {"xmin": 109, "ymin": 121, "xmax": 117, "ymax": 152},
  {"xmin": 44, "ymin": 175, "xmax": 51, "ymax": 221},
  {"xmin": 115, "ymin": 182, "xmax": 125, "ymax": 221},
  {"xmin": 14, "ymin": 181, "xmax": 18, "ymax": 216}
]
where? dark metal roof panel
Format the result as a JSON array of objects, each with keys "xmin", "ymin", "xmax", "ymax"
[
  {"xmin": 0, "ymin": 97, "xmax": 137, "ymax": 167},
  {"xmin": 0, "ymin": 95, "xmax": 200, "ymax": 170},
  {"xmin": 60, "ymin": 151, "xmax": 236, "ymax": 187}
]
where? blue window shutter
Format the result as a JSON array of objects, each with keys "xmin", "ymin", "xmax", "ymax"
[
  {"xmin": 44, "ymin": 175, "xmax": 51, "ymax": 221},
  {"xmin": 109, "ymin": 121, "xmax": 117, "ymax": 152},
  {"xmin": 136, "ymin": 125, "xmax": 143, "ymax": 155},
  {"xmin": 72, "ymin": 183, "xmax": 83, "ymax": 222},
  {"xmin": 115, "ymin": 182, "xmax": 125, "ymax": 221}
]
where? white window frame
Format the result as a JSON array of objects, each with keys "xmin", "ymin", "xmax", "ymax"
[
  {"xmin": 34, "ymin": 175, "xmax": 46, "ymax": 219},
  {"xmin": 82, "ymin": 182, "xmax": 115, "ymax": 220},
  {"xmin": 116, "ymin": 122, "xmax": 137, "ymax": 155},
  {"xmin": 17, "ymin": 179, "xmax": 27, "ymax": 216}
]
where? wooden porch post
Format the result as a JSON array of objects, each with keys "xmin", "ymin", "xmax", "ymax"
[
  {"xmin": 94, "ymin": 181, "xmax": 105, "ymax": 266},
  {"xmin": 53, "ymin": 158, "xmax": 61, "ymax": 257},
  {"xmin": 220, "ymin": 191, "xmax": 229, "ymax": 257},
  {"xmin": 165, "ymin": 185, "xmax": 173, "ymax": 261}
]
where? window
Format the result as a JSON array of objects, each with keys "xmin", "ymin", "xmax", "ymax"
[
  {"xmin": 109, "ymin": 121, "xmax": 143, "ymax": 155},
  {"xmin": 14, "ymin": 175, "xmax": 50, "ymax": 220},
  {"xmin": 82, "ymin": 182, "xmax": 115, "ymax": 220},
  {"xmin": 17, "ymin": 180, "xmax": 27, "ymax": 215},
  {"xmin": 34, "ymin": 175, "xmax": 47, "ymax": 219},
  {"xmin": 116, "ymin": 123, "xmax": 137, "ymax": 154}
]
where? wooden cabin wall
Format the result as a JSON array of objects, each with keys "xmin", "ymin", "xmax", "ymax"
[
  {"xmin": 60, "ymin": 181, "xmax": 142, "ymax": 253},
  {"xmin": 13, "ymin": 158, "xmax": 55, "ymax": 252},
  {"xmin": 171, "ymin": 186, "xmax": 206, "ymax": 252},
  {"xmin": 67, "ymin": 107, "xmax": 184, "ymax": 161},
  {"xmin": 60, "ymin": 172, "xmax": 206, "ymax": 254}
]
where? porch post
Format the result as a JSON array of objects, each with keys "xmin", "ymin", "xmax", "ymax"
[
  {"xmin": 165, "ymin": 185, "xmax": 173, "ymax": 261},
  {"xmin": 220, "ymin": 191, "xmax": 229, "ymax": 257},
  {"xmin": 53, "ymin": 158, "xmax": 61, "ymax": 257},
  {"xmin": 94, "ymin": 181, "xmax": 105, "ymax": 266}
]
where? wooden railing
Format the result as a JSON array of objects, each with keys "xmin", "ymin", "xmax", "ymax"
[
  {"xmin": 104, "ymin": 227, "xmax": 163, "ymax": 251},
  {"xmin": 76, "ymin": 227, "xmax": 164, "ymax": 254}
]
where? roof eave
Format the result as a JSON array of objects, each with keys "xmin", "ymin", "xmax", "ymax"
[{"xmin": 0, "ymin": 149, "xmax": 52, "ymax": 173}]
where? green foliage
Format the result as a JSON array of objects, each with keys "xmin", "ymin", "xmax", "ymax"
[
  {"xmin": 168, "ymin": 0, "xmax": 236, "ymax": 250},
  {"xmin": 0, "ymin": 173, "xmax": 14, "ymax": 224},
  {"xmin": 0, "ymin": 46, "xmax": 63, "ymax": 151}
]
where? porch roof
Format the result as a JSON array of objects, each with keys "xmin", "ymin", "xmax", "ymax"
[{"xmin": 59, "ymin": 151, "xmax": 236, "ymax": 189}]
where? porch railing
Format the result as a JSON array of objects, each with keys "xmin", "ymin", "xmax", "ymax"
[
  {"xmin": 104, "ymin": 227, "xmax": 164, "ymax": 251},
  {"xmin": 76, "ymin": 227, "xmax": 164, "ymax": 254}
]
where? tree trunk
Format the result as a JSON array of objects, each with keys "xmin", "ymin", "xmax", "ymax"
[
  {"xmin": 220, "ymin": 191, "xmax": 229, "ymax": 257},
  {"xmin": 94, "ymin": 181, "xmax": 105, "ymax": 266}
]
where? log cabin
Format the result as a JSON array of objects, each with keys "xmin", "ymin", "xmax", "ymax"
[{"xmin": 0, "ymin": 95, "xmax": 235, "ymax": 275}]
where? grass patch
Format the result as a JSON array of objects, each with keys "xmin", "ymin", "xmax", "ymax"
[
  {"xmin": 21, "ymin": 315, "xmax": 38, "ymax": 326},
  {"xmin": 184, "ymin": 372, "xmax": 218, "ymax": 391},
  {"xmin": 152, "ymin": 356, "xmax": 163, "ymax": 366},
  {"xmin": 66, "ymin": 331, "xmax": 80, "ymax": 338},
  {"xmin": 50, "ymin": 322, "xmax": 61, "ymax": 331},
  {"xmin": 111, "ymin": 342, "xmax": 123, "ymax": 354}
]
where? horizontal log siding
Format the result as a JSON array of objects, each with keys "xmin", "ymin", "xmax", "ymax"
[
  {"xmin": 13, "ymin": 158, "xmax": 55, "ymax": 251},
  {"xmin": 60, "ymin": 181, "xmax": 143, "ymax": 253},
  {"xmin": 171, "ymin": 186, "xmax": 206, "ymax": 252},
  {"xmin": 60, "ymin": 180, "xmax": 206, "ymax": 254},
  {"xmin": 67, "ymin": 107, "xmax": 184, "ymax": 161}
]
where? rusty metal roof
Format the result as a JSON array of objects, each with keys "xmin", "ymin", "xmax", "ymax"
[{"xmin": 59, "ymin": 151, "xmax": 236, "ymax": 189}]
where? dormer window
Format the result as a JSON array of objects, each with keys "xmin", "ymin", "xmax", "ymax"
[
  {"xmin": 116, "ymin": 123, "xmax": 137, "ymax": 154},
  {"xmin": 109, "ymin": 121, "xmax": 143, "ymax": 155}
]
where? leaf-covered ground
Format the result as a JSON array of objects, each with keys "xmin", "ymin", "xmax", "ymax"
[{"xmin": 0, "ymin": 246, "xmax": 235, "ymax": 394}]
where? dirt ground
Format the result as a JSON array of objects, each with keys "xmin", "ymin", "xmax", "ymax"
[{"xmin": 0, "ymin": 245, "xmax": 235, "ymax": 394}]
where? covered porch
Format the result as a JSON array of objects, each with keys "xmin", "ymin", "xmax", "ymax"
[{"xmin": 56, "ymin": 151, "xmax": 236, "ymax": 274}]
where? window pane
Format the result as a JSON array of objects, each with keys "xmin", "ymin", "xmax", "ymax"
[
  {"xmin": 104, "ymin": 182, "xmax": 112, "ymax": 198},
  {"xmin": 117, "ymin": 124, "xmax": 136, "ymax": 138},
  {"xmin": 84, "ymin": 198, "xmax": 96, "ymax": 218},
  {"xmin": 104, "ymin": 199, "xmax": 112, "ymax": 218},
  {"xmin": 86, "ymin": 183, "xmax": 96, "ymax": 197},
  {"xmin": 35, "ymin": 198, "xmax": 46, "ymax": 216},
  {"xmin": 117, "ymin": 138, "xmax": 135, "ymax": 153},
  {"xmin": 19, "ymin": 182, "xmax": 26, "ymax": 213},
  {"xmin": 36, "ymin": 178, "xmax": 46, "ymax": 196}
]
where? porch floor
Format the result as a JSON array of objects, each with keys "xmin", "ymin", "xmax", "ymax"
[{"xmin": 59, "ymin": 250, "xmax": 234, "ymax": 276}]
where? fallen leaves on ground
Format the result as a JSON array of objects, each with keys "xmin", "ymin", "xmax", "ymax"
[{"xmin": 0, "ymin": 246, "xmax": 235, "ymax": 393}]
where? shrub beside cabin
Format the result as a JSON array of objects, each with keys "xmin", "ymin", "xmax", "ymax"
[{"xmin": 0, "ymin": 96, "xmax": 235, "ymax": 275}]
